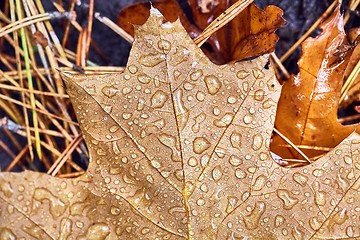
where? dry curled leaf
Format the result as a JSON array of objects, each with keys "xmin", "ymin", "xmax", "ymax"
[
  {"xmin": 271, "ymin": 6, "xmax": 360, "ymax": 160},
  {"xmin": 118, "ymin": 0, "xmax": 284, "ymax": 64},
  {"xmin": 1, "ymin": 8, "xmax": 360, "ymax": 239}
]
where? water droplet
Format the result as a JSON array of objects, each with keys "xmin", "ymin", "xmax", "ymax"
[
  {"xmin": 104, "ymin": 177, "xmax": 111, "ymax": 184},
  {"xmin": 174, "ymin": 89, "xmax": 189, "ymax": 131},
  {"xmin": 183, "ymin": 82, "xmax": 194, "ymax": 91},
  {"xmin": 193, "ymin": 137, "xmax": 211, "ymax": 154},
  {"xmin": 229, "ymin": 155, "xmax": 242, "ymax": 167},
  {"xmin": 343, "ymin": 155, "xmax": 352, "ymax": 165},
  {"xmin": 312, "ymin": 181, "xmax": 326, "ymax": 206},
  {"xmin": 337, "ymin": 173, "xmax": 349, "ymax": 191},
  {"xmin": 122, "ymin": 87, "xmax": 132, "ymax": 95},
  {"xmin": 243, "ymin": 115, "xmax": 253, "ymax": 124},
  {"xmin": 0, "ymin": 179, "xmax": 13, "ymax": 197},
  {"xmin": 200, "ymin": 183, "xmax": 209, "ymax": 192},
  {"xmin": 252, "ymin": 134, "xmax": 263, "ymax": 150},
  {"xmin": 291, "ymin": 226, "xmax": 304, "ymax": 240},
  {"xmin": 110, "ymin": 206, "xmax": 121, "ymax": 215},
  {"xmin": 197, "ymin": 198, "xmax": 205, "ymax": 206},
  {"xmin": 242, "ymin": 82, "xmax": 249, "ymax": 92},
  {"xmin": 274, "ymin": 215, "xmax": 285, "ymax": 227},
  {"xmin": 247, "ymin": 166, "xmax": 256, "ymax": 173},
  {"xmin": 227, "ymin": 96, "xmax": 237, "ymax": 104},
  {"xmin": 59, "ymin": 218, "xmax": 72, "ymax": 239},
  {"xmin": 18, "ymin": 185, "xmax": 25, "ymax": 192},
  {"xmin": 146, "ymin": 175, "xmax": 154, "ymax": 184},
  {"xmin": 168, "ymin": 206, "xmax": 186, "ymax": 214},
  {"xmin": 23, "ymin": 225, "xmax": 44, "ymax": 238},
  {"xmin": 83, "ymin": 223, "xmax": 110, "ymax": 240},
  {"xmin": 34, "ymin": 188, "xmax": 66, "ymax": 218},
  {"xmin": 252, "ymin": 174, "xmax": 267, "ymax": 191},
  {"xmin": 243, "ymin": 202, "xmax": 266, "ymax": 230},
  {"xmin": 0, "ymin": 228, "xmax": 16, "ymax": 239},
  {"xmin": 151, "ymin": 90, "xmax": 168, "ymax": 108},
  {"xmin": 190, "ymin": 69, "xmax": 203, "ymax": 81},
  {"xmin": 139, "ymin": 53, "xmax": 165, "ymax": 67},
  {"xmin": 122, "ymin": 113, "xmax": 132, "ymax": 120},
  {"xmin": 137, "ymin": 74, "xmax": 152, "ymax": 84},
  {"xmin": 169, "ymin": 45, "xmax": 190, "ymax": 66},
  {"xmin": 215, "ymin": 147, "xmax": 226, "ymax": 158},
  {"xmin": 196, "ymin": 91, "xmax": 205, "ymax": 101},
  {"xmin": 292, "ymin": 172, "xmax": 308, "ymax": 187},
  {"xmin": 312, "ymin": 169, "xmax": 324, "ymax": 177},
  {"xmin": 346, "ymin": 226, "xmax": 354, "ymax": 237},
  {"xmin": 235, "ymin": 168, "xmax": 246, "ymax": 179},
  {"xmin": 188, "ymin": 157, "xmax": 198, "ymax": 167},
  {"xmin": 152, "ymin": 118, "xmax": 165, "ymax": 129},
  {"xmin": 328, "ymin": 208, "xmax": 348, "ymax": 232},
  {"xmin": 192, "ymin": 113, "xmax": 206, "ymax": 133},
  {"xmin": 158, "ymin": 39, "xmax": 171, "ymax": 51},
  {"xmin": 173, "ymin": 70, "xmax": 181, "ymax": 81},
  {"xmin": 259, "ymin": 152, "xmax": 267, "ymax": 161},
  {"xmin": 121, "ymin": 157, "xmax": 128, "ymax": 164},
  {"xmin": 101, "ymin": 85, "xmax": 119, "ymax": 98},
  {"xmin": 230, "ymin": 131, "xmax": 242, "ymax": 151},
  {"xmin": 252, "ymin": 68, "xmax": 265, "ymax": 79},
  {"xmin": 262, "ymin": 99, "xmax": 276, "ymax": 109},
  {"xmin": 254, "ymin": 89, "xmax": 265, "ymax": 101},
  {"xmin": 204, "ymin": 75, "xmax": 221, "ymax": 95},
  {"xmin": 276, "ymin": 189, "xmax": 299, "ymax": 210},
  {"xmin": 214, "ymin": 113, "xmax": 233, "ymax": 127},
  {"xmin": 309, "ymin": 217, "xmax": 321, "ymax": 230},
  {"xmin": 212, "ymin": 165, "xmax": 223, "ymax": 182},
  {"xmin": 213, "ymin": 107, "xmax": 221, "ymax": 116},
  {"xmin": 151, "ymin": 160, "xmax": 161, "ymax": 169},
  {"xmin": 236, "ymin": 70, "xmax": 249, "ymax": 79},
  {"xmin": 128, "ymin": 65, "xmax": 138, "ymax": 74},
  {"xmin": 226, "ymin": 196, "xmax": 238, "ymax": 213}
]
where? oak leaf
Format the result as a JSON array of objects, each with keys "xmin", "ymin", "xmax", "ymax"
[
  {"xmin": 118, "ymin": 0, "xmax": 284, "ymax": 64},
  {"xmin": 271, "ymin": 6, "xmax": 360, "ymax": 161},
  {"xmin": 1, "ymin": 8, "xmax": 360, "ymax": 239}
]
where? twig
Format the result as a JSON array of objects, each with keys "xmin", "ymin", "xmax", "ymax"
[
  {"xmin": 194, "ymin": 0, "xmax": 254, "ymax": 47},
  {"xmin": 95, "ymin": 12, "xmax": 134, "ymax": 43}
]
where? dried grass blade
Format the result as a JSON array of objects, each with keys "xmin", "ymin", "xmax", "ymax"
[
  {"xmin": 339, "ymin": 58, "xmax": 360, "ymax": 103},
  {"xmin": 273, "ymin": 128, "xmax": 312, "ymax": 163},
  {"xmin": 194, "ymin": 0, "xmax": 254, "ymax": 47},
  {"xmin": 15, "ymin": 0, "xmax": 41, "ymax": 159},
  {"xmin": 48, "ymin": 134, "xmax": 83, "ymax": 176}
]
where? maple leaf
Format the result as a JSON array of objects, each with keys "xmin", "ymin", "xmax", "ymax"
[
  {"xmin": 1, "ymin": 8, "xmax": 360, "ymax": 239},
  {"xmin": 118, "ymin": 0, "xmax": 284, "ymax": 64},
  {"xmin": 271, "ymin": 6, "xmax": 360, "ymax": 161}
]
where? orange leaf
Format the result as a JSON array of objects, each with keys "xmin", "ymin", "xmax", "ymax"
[{"xmin": 271, "ymin": 6, "xmax": 360, "ymax": 160}]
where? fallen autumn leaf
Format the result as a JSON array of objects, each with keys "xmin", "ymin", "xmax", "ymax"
[
  {"xmin": 0, "ymin": 7, "xmax": 359, "ymax": 240},
  {"xmin": 271, "ymin": 6, "xmax": 360, "ymax": 161}
]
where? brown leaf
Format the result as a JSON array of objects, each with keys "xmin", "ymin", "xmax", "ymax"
[
  {"xmin": 271, "ymin": 6, "xmax": 360, "ymax": 160},
  {"xmin": 117, "ymin": 0, "xmax": 285, "ymax": 64},
  {"xmin": 1, "ymin": 9, "xmax": 359, "ymax": 239}
]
